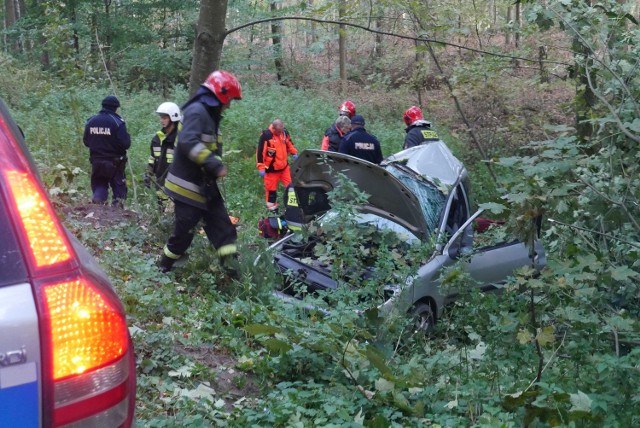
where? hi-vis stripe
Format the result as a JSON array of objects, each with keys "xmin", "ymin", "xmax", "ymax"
[{"xmin": 165, "ymin": 173, "xmax": 206, "ymax": 204}]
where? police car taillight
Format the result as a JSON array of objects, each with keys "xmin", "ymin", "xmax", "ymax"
[{"xmin": 2, "ymin": 166, "xmax": 135, "ymax": 427}]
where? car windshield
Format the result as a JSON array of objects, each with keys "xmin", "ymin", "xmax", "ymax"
[{"xmin": 384, "ymin": 164, "xmax": 446, "ymax": 235}]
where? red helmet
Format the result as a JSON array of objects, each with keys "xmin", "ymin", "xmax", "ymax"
[
  {"xmin": 338, "ymin": 100, "xmax": 356, "ymax": 118},
  {"xmin": 202, "ymin": 70, "xmax": 242, "ymax": 105},
  {"xmin": 403, "ymin": 105, "xmax": 424, "ymax": 126}
]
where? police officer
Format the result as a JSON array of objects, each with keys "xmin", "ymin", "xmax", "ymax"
[
  {"xmin": 338, "ymin": 115, "xmax": 383, "ymax": 164},
  {"xmin": 402, "ymin": 106, "xmax": 439, "ymax": 150},
  {"xmin": 146, "ymin": 102, "xmax": 182, "ymax": 208},
  {"xmin": 83, "ymin": 96, "xmax": 131, "ymax": 207},
  {"xmin": 158, "ymin": 71, "xmax": 242, "ymax": 278}
]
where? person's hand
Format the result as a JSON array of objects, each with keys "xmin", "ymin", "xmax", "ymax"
[
  {"xmin": 216, "ymin": 166, "xmax": 228, "ymax": 178},
  {"xmin": 292, "ymin": 154, "xmax": 298, "ymax": 161},
  {"xmin": 258, "ymin": 170, "xmax": 266, "ymax": 178}
]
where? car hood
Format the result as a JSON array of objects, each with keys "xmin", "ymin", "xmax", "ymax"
[
  {"xmin": 290, "ymin": 150, "xmax": 430, "ymax": 240},
  {"xmin": 383, "ymin": 141, "xmax": 466, "ymax": 191}
]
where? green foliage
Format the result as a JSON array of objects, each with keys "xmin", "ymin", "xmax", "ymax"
[{"xmin": 3, "ymin": 0, "xmax": 640, "ymax": 424}]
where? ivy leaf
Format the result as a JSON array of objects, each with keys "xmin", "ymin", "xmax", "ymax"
[
  {"xmin": 609, "ymin": 265, "xmax": 639, "ymax": 281},
  {"xmin": 375, "ymin": 378, "xmax": 395, "ymax": 392},
  {"xmin": 168, "ymin": 364, "xmax": 194, "ymax": 378},
  {"xmin": 262, "ymin": 338, "xmax": 293, "ymax": 353},
  {"xmin": 517, "ymin": 329, "xmax": 534, "ymax": 344},
  {"xmin": 479, "ymin": 202, "xmax": 507, "ymax": 214},
  {"xmin": 179, "ymin": 382, "xmax": 216, "ymax": 400},
  {"xmin": 244, "ymin": 324, "xmax": 281, "ymax": 336},
  {"xmin": 569, "ymin": 390, "xmax": 593, "ymax": 413},
  {"xmin": 536, "ymin": 326, "xmax": 556, "ymax": 347},
  {"xmin": 625, "ymin": 118, "xmax": 640, "ymax": 133}
]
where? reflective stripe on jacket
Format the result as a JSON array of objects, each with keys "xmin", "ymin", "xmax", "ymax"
[
  {"xmin": 256, "ymin": 125, "xmax": 297, "ymax": 172},
  {"xmin": 148, "ymin": 123, "xmax": 181, "ymax": 184},
  {"xmin": 164, "ymin": 102, "xmax": 222, "ymax": 209}
]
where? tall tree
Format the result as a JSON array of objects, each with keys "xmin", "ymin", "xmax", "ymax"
[
  {"xmin": 188, "ymin": 0, "xmax": 229, "ymax": 95},
  {"xmin": 270, "ymin": 0, "xmax": 284, "ymax": 81}
]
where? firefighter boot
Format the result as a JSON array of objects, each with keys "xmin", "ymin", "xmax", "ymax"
[
  {"xmin": 220, "ymin": 254, "xmax": 241, "ymax": 280},
  {"xmin": 158, "ymin": 254, "xmax": 176, "ymax": 273}
]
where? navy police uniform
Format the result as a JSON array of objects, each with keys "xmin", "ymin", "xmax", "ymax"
[
  {"xmin": 83, "ymin": 96, "xmax": 131, "ymax": 206},
  {"xmin": 338, "ymin": 115, "xmax": 383, "ymax": 164}
]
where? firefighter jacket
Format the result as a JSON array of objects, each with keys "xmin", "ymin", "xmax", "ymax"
[
  {"xmin": 339, "ymin": 127, "xmax": 383, "ymax": 164},
  {"xmin": 256, "ymin": 125, "xmax": 298, "ymax": 173},
  {"xmin": 320, "ymin": 122, "xmax": 344, "ymax": 152},
  {"xmin": 83, "ymin": 108, "xmax": 131, "ymax": 161},
  {"xmin": 148, "ymin": 122, "xmax": 182, "ymax": 185},
  {"xmin": 403, "ymin": 120, "xmax": 439, "ymax": 150},
  {"xmin": 164, "ymin": 100, "xmax": 224, "ymax": 210}
]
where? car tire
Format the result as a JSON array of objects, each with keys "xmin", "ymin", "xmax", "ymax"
[{"xmin": 411, "ymin": 302, "xmax": 436, "ymax": 335}]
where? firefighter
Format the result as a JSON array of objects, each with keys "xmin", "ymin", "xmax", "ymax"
[
  {"xmin": 321, "ymin": 100, "xmax": 356, "ymax": 151},
  {"xmin": 158, "ymin": 70, "xmax": 242, "ymax": 277},
  {"xmin": 402, "ymin": 105, "xmax": 439, "ymax": 150},
  {"xmin": 83, "ymin": 95, "xmax": 131, "ymax": 207},
  {"xmin": 256, "ymin": 119, "xmax": 298, "ymax": 212},
  {"xmin": 339, "ymin": 115, "xmax": 383, "ymax": 164},
  {"xmin": 145, "ymin": 102, "xmax": 182, "ymax": 209}
]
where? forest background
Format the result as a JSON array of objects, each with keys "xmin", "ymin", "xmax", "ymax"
[{"xmin": 2, "ymin": 0, "xmax": 640, "ymax": 426}]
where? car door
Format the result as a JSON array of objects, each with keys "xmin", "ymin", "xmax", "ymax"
[{"xmin": 444, "ymin": 209, "xmax": 540, "ymax": 290}]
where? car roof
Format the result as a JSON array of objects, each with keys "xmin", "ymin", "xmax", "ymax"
[
  {"xmin": 291, "ymin": 150, "xmax": 431, "ymax": 240},
  {"xmin": 383, "ymin": 141, "xmax": 467, "ymax": 192}
]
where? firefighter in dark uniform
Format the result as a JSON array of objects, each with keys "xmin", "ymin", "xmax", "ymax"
[
  {"xmin": 83, "ymin": 95, "xmax": 131, "ymax": 207},
  {"xmin": 145, "ymin": 102, "xmax": 182, "ymax": 208},
  {"xmin": 402, "ymin": 105, "xmax": 439, "ymax": 150},
  {"xmin": 158, "ymin": 71, "xmax": 242, "ymax": 277},
  {"xmin": 338, "ymin": 115, "xmax": 383, "ymax": 164},
  {"xmin": 321, "ymin": 100, "xmax": 356, "ymax": 151}
]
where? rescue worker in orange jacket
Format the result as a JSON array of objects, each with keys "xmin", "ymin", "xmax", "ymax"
[
  {"xmin": 321, "ymin": 100, "xmax": 356, "ymax": 151},
  {"xmin": 256, "ymin": 119, "xmax": 298, "ymax": 211},
  {"xmin": 158, "ymin": 70, "xmax": 242, "ymax": 277}
]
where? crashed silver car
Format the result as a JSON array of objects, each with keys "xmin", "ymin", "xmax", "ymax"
[{"xmin": 267, "ymin": 142, "xmax": 546, "ymax": 331}]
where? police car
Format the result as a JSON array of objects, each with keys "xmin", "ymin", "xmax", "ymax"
[{"xmin": 0, "ymin": 98, "xmax": 136, "ymax": 426}]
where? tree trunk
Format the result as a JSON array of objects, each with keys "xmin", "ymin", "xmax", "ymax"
[
  {"xmin": 338, "ymin": 0, "xmax": 346, "ymax": 94},
  {"xmin": 188, "ymin": 0, "xmax": 229, "ymax": 96},
  {"xmin": 4, "ymin": 0, "xmax": 17, "ymax": 52},
  {"xmin": 270, "ymin": 1, "xmax": 284, "ymax": 81}
]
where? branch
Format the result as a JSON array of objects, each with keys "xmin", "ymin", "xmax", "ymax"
[
  {"xmin": 573, "ymin": 173, "xmax": 640, "ymax": 232},
  {"xmin": 583, "ymin": 62, "xmax": 640, "ymax": 145},
  {"xmin": 547, "ymin": 218, "xmax": 640, "ymax": 250},
  {"xmin": 225, "ymin": 16, "xmax": 571, "ymax": 67}
]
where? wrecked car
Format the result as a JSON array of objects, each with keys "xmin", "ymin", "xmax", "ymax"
[{"xmin": 265, "ymin": 142, "xmax": 546, "ymax": 332}]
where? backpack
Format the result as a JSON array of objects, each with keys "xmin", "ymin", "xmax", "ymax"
[{"xmin": 258, "ymin": 216, "xmax": 288, "ymax": 239}]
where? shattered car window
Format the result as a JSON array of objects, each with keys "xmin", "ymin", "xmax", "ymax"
[{"xmin": 385, "ymin": 164, "xmax": 446, "ymax": 235}]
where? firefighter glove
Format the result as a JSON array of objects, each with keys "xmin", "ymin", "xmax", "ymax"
[
  {"xmin": 203, "ymin": 155, "xmax": 225, "ymax": 178},
  {"xmin": 259, "ymin": 170, "xmax": 266, "ymax": 178}
]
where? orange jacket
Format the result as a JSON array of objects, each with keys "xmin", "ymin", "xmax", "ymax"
[{"xmin": 256, "ymin": 125, "xmax": 298, "ymax": 172}]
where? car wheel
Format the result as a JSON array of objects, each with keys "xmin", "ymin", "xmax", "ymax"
[{"xmin": 411, "ymin": 302, "xmax": 436, "ymax": 335}]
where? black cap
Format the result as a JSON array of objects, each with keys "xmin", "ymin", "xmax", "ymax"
[
  {"xmin": 351, "ymin": 115, "xmax": 365, "ymax": 126},
  {"xmin": 102, "ymin": 96, "xmax": 120, "ymax": 109}
]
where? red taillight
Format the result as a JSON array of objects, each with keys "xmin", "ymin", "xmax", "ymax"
[
  {"xmin": 3, "ymin": 169, "xmax": 72, "ymax": 268},
  {"xmin": 42, "ymin": 279, "xmax": 129, "ymax": 380}
]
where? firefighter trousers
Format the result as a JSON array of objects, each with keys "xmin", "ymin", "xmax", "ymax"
[{"xmin": 164, "ymin": 194, "xmax": 237, "ymax": 261}]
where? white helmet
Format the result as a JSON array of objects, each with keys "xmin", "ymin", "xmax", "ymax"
[{"xmin": 156, "ymin": 102, "xmax": 182, "ymax": 122}]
